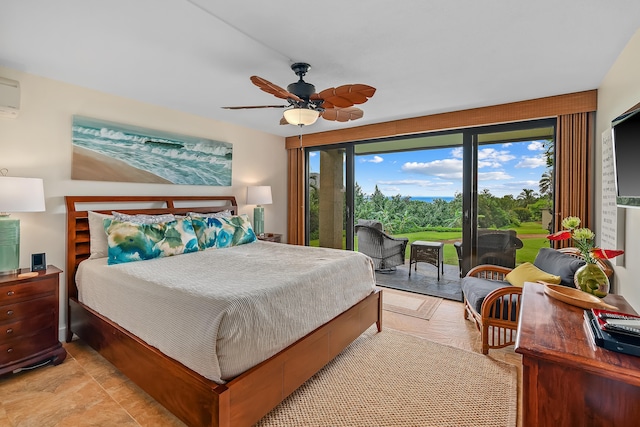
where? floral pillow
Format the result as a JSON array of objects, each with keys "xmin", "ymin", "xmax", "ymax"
[
  {"xmin": 105, "ymin": 217, "xmax": 199, "ymax": 265},
  {"xmin": 190, "ymin": 214, "xmax": 256, "ymax": 250}
]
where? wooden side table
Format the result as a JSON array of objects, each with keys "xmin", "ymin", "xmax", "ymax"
[
  {"xmin": 409, "ymin": 241, "xmax": 444, "ymax": 279},
  {"xmin": 257, "ymin": 233, "xmax": 282, "ymax": 243},
  {"xmin": 516, "ymin": 282, "xmax": 640, "ymax": 426},
  {"xmin": 0, "ymin": 265, "xmax": 66, "ymax": 375}
]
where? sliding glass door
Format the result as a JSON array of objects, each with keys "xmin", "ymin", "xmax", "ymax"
[{"xmin": 305, "ymin": 119, "xmax": 556, "ymax": 275}]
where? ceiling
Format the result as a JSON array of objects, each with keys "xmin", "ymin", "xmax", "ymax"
[{"xmin": 1, "ymin": 1, "xmax": 639, "ymax": 138}]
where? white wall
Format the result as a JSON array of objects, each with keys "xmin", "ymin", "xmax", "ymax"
[
  {"xmin": 596, "ymin": 29, "xmax": 640, "ymax": 309},
  {"xmin": 0, "ymin": 66, "xmax": 287, "ymax": 338}
]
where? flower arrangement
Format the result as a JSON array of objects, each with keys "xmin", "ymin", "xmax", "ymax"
[{"xmin": 547, "ymin": 216, "xmax": 624, "ymax": 263}]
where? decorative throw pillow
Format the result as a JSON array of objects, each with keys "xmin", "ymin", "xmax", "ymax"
[
  {"xmin": 105, "ymin": 217, "xmax": 199, "ymax": 265},
  {"xmin": 190, "ymin": 214, "xmax": 256, "ymax": 250},
  {"xmin": 111, "ymin": 211, "xmax": 176, "ymax": 224},
  {"xmin": 187, "ymin": 210, "xmax": 232, "ymax": 218},
  {"xmin": 505, "ymin": 262, "xmax": 561, "ymax": 288},
  {"xmin": 534, "ymin": 247, "xmax": 586, "ymax": 287},
  {"xmin": 88, "ymin": 211, "xmax": 113, "ymax": 259}
]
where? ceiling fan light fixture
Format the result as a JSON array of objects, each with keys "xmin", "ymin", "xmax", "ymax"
[{"xmin": 283, "ymin": 107, "xmax": 319, "ymax": 126}]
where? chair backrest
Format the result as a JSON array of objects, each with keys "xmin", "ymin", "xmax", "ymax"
[
  {"xmin": 477, "ymin": 229, "xmax": 523, "ymax": 268},
  {"xmin": 356, "ymin": 219, "xmax": 383, "ymax": 232}
]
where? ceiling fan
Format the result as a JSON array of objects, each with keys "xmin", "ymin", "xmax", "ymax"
[{"xmin": 223, "ymin": 62, "xmax": 376, "ymax": 126}]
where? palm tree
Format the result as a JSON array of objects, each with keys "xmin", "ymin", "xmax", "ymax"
[
  {"xmin": 517, "ymin": 188, "xmax": 538, "ymax": 207},
  {"xmin": 539, "ymin": 171, "xmax": 552, "ymax": 198}
]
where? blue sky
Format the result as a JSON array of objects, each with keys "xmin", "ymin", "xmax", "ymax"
[{"xmin": 309, "ymin": 140, "xmax": 548, "ymax": 198}]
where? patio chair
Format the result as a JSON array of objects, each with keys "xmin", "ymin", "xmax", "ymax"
[
  {"xmin": 355, "ymin": 220, "xmax": 408, "ymax": 271},
  {"xmin": 476, "ymin": 229, "xmax": 523, "ymax": 269},
  {"xmin": 453, "ymin": 230, "xmax": 522, "ymax": 276}
]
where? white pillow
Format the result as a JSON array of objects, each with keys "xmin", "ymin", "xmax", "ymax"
[{"xmin": 88, "ymin": 211, "xmax": 113, "ymax": 259}]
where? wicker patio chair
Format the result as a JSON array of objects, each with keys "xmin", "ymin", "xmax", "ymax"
[
  {"xmin": 476, "ymin": 229, "xmax": 523, "ymax": 269},
  {"xmin": 355, "ymin": 220, "xmax": 408, "ymax": 271}
]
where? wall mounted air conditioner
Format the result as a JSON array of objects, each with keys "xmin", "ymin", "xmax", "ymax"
[{"xmin": 0, "ymin": 77, "xmax": 20, "ymax": 118}]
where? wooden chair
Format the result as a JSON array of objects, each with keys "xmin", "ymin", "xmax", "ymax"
[{"xmin": 462, "ymin": 247, "xmax": 613, "ymax": 354}]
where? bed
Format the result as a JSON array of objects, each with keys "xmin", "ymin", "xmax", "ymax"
[{"xmin": 65, "ymin": 195, "xmax": 382, "ymax": 427}]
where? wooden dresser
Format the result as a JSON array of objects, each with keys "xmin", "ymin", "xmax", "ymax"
[
  {"xmin": 0, "ymin": 266, "xmax": 66, "ymax": 375},
  {"xmin": 516, "ymin": 282, "xmax": 640, "ymax": 427}
]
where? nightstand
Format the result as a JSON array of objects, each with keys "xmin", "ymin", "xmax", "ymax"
[
  {"xmin": 0, "ymin": 265, "xmax": 66, "ymax": 375},
  {"xmin": 257, "ymin": 233, "xmax": 282, "ymax": 243}
]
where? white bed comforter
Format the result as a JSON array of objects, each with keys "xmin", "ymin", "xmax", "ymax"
[{"xmin": 76, "ymin": 241, "xmax": 375, "ymax": 383}]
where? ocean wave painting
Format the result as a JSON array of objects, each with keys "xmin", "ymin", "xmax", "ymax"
[{"xmin": 71, "ymin": 116, "xmax": 232, "ymax": 186}]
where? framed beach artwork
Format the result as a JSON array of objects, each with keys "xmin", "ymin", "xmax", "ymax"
[{"xmin": 71, "ymin": 116, "xmax": 232, "ymax": 185}]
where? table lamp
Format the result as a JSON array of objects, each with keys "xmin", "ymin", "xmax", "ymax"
[
  {"xmin": 246, "ymin": 185, "xmax": 272, "ymax": 236},
  {"xmin": 0, "ymin": 175, "xmax": 46, "ymax": 275}
]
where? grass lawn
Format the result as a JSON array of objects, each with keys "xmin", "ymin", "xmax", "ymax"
[{"xmin": 310, "ymin": 221, "xmax": 551, "ymax": 266}]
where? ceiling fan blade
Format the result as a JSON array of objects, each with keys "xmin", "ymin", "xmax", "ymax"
[
  {"xmin": 279, "ymin": 116, "xmax": 289, "ymax": 125},
  {"xmin": 321, "ymin": 107, "xmax": 364, "ymax": 122},
  {"xmin": 222, "ymin": 105, "xmax": 287, "ymax": 110},
  {"xmin": 317, "ymin": 84, "xmax": 376, "ymax": 108},
  {"xmin": 250, "ymin": 76, "xmax": 302, "ymax": 102}
]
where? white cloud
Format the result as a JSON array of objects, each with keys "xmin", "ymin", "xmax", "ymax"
[
  {"xmin": 309, "ymin": 152, "xmax": 317, "ymax": 157},
  {"xmin": 478, "ymin": 171, "xmax": 513, "ymax": 181},
  {"xmin": 380, "ymin": 186, "xmax": 401, "ymax": 193},
  {"xmin": 502, "ymin": 142, "xmax": 513, "ymax": 147},
  {"xmin": 401, "ymin": 158, "xmax": 463, "ymax": 178},
  {"xmin": 478, "ymin": 147, "xmax": 516, "ymax": 163},
  {"xmin": 451, "ymin": 147, "xmax": 463, "ymax": 158},
  {"xmin": 515, "ymin": 156, "xmax": 546, "ymax": 168},
  {"xmin": 360, "ymin": 155, "xmax": 384, "ymax": 163},
  {"xmin": 527, "ymin": 140, "xmax": 545, "ymax": 151}
]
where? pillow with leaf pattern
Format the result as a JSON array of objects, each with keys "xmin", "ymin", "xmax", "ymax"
[
  {"xmin": 105, "ymin": 217, "xmax": 199, "ymax": 265},
  {"xmin": 190, "ymin": 214, "xmax": 256, "ymax": 250}
]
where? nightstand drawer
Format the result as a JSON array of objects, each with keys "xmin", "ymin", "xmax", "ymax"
[
  {"xmin": 0, "ymin": 327, "xmax": 58, "ymax": 365},
  {"xmin": 0, "ymin": 295, "xmax": 57, "ymax": 322},
  {"xmin": 0, "ymin": 277, "xmax": 57, "ymax": 304},
  {"xmin": 1, "ymin": 312, "xmax": 56, "ymax": 342}
]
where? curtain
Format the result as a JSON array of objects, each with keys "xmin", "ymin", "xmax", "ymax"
[
  {"xmin": 553, "ymin": 112, "xmax": 595, "ymax": 247},
  {"xmin": 287, "ymin": 147, "xmax": 304, "ymax": 245}
]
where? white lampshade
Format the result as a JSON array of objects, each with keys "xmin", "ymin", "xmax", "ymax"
[
  {"xmin": 0, "ymin": 177, "xmax": 46, "ymax": 213},
  {"xmin": 283, "ymin": 107, "xmax": 320, "ymax": 126},
  {"xmin": 246, "ymin": 185, "xmax": 272, "ymax": 206}
]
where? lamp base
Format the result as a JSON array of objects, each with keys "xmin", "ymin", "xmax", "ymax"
[
  {"xmin": 253, "ymin": 206, "xmax": 265, "ymax": 236},
  {"xmin": 0, "ymin": 216, "xmax": 20, "ymax": 276}
]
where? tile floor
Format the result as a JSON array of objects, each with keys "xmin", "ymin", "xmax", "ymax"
[{"xmin": 0, "ymin": 291, "xmax": 521, "ymax": 427}]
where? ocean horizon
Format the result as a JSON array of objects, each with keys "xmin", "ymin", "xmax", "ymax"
[{"xmin": 409, "ymin": 196, "xmax": 455, "ymax": 203}]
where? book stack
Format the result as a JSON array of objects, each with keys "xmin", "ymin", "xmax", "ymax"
[{"xmin": 584, "ymin": 308, "xmax": 640, "ymax": 357}]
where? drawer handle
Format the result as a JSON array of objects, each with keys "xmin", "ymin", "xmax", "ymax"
[
  {"xmin": 6, "ymin": 328, "xmax": 13, "ymax": 335},
  {"xmin": 6, "ymin": 310, "xmax": 14, "ymax": 316},
  {"xmin": 6, "ymin": 291, "xmax": 14, "ymax": 296},
  {"xmin": 6, "ymin": 348, "xmax": 12, "ymax": 353}
]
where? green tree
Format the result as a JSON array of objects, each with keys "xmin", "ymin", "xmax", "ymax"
[{"xmin": 517, "ymin": 188, "xmax": 538, "ymax": 207}]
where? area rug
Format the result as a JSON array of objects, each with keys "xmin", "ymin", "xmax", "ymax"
[
  {"xmin": 382, "ymin": 288, "xmax": 442, "ymax": 320},
  {"xmin": 256, "ymin": 328, "xmax": 517, "ymax": 427},
  {"xmin": 376, "ymin": 263, "xmax": 463, "ymax": 302}
]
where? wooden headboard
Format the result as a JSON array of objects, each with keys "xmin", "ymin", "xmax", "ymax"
[{"xmin": 65, "ymin": 195, "xmax": 237, "ymax": 302}]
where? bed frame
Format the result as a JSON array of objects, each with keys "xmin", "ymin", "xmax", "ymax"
[{"xmin": 65, "ymin": 195, "xmax": 382, "ymax": 427}]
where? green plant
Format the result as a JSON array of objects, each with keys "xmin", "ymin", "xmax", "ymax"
[{"xmin": 547, "ymin": 216, "xmax": 623, "ymax": 263}]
